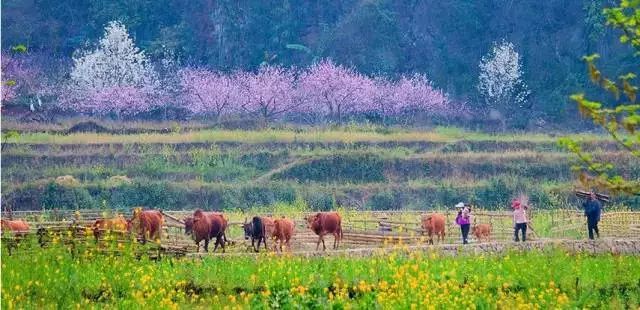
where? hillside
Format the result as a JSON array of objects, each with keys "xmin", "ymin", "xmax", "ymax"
[{"xmin": 2, "ymin": 126, "xmax": 638, "ymax": 211}]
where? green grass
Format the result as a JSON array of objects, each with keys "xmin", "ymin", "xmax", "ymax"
[
  {"xmin": 6, "ymin": 128, "xmax": 612, "ymax": 145},
  {"xmin": 2, "ymin": 239, "xmax": 639, "ymax": 309}
]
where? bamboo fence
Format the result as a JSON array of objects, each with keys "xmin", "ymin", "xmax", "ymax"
[{"xmin": 3, "ymin": 209, "xmax": 639, "ymax": 255}]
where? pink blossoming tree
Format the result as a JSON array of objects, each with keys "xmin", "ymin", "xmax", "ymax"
[
  {"xmin": 391, "ymin": 74, "xmax": 451, "ymax": 115},
  {"xmin": 66, "ymin": 86, "xmax": 155, "ymax": 116},
  {"xmin": 237, "ymin": 65, "xmax": 300, "ymax": 122},
  {"xmin": 1, "ymin": 53, "xmax": 18, "ymax": 103},
  {"xmin": 1, "ymin": 52, "xmax": 50, "ymax": 110},
  {"xmin": 297, "ymin": 59, "xmax": 375, "ymax": 123},
  {"xmin": 179, "ymin": 68, "xmax": 239, "ymax": 119}
]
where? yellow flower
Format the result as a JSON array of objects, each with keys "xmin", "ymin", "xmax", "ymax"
[
  {"xmin": 295, "ymin": 285, "xmax": 307, "ymax": 295},
  {"xmin": 378, "ymin": 280, "xmax": 389, "ymax": 291}
]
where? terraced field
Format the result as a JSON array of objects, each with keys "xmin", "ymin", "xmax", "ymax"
[{"xmin": 2, "ymin": 127, "xmax": 639, "ymax": 212}]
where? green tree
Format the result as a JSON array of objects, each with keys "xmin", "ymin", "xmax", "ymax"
[{"xmin": 559, "ymin": 0, "xmax": 640, "ymax": 195}]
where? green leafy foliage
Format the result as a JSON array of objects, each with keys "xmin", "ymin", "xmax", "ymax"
[
  {"xmin": 42, "ymin": 182, "xmax": 95, "ymax": 210},
  {"xmin": 562, "ymin": 1, "xmax": 640, "ymax": 195},
  {"xmin": 10, "ymin": 44, "xmax": 27, "ymax": 53}
]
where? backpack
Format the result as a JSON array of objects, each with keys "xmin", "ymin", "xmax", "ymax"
[{"xmin": 455, "ymin": 211, "xmax": 463, "ymax": 225}]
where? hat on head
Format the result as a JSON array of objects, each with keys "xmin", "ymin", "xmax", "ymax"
[
  {"xmin": 455, "ymin": 202, "xmax": 465, "ymax": 209},
  {"xmin": 511, "ymin": 199, "xmax": 521, "ymax": 209}
]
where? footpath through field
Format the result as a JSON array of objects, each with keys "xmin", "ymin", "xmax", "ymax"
[{"xmin": 184, "ymin": 238, "xmax": 640, "ymax": 258}]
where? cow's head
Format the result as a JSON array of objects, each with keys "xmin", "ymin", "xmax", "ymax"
[
  {"xmin": 132, "ymin": 207, "xmax": 143, "ymax": 219},
  {"xmin": 242, "ymin": 217, "xmax": 252, "ymax": 240},
  {"xmin": 184, "ymin": 217, "xmax": 194, "ymax": 235},
  {"xmin": 127, "ymin": 207, "xmax": 143, "ymax": 233},
  {"xmin": 305, "ymin": 213, "xmax": 319, "ymax": 228}
]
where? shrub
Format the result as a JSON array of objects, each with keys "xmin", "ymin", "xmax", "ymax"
[
  {"xmin": 303, "ymin": 190, "xmax": 335, "ymax": 211},
  {"xmin": 106, "ymin": 175, "xmax": 132, "ymax": 187},
  {"xmin": 474, "ymin": 178, "xmax": 512, "ymax": 209},
  {"xmin": 54, "ymin": 175, "xmax": 80, "ymax": 186},
  {"xmin": 367, "ymin": 190, "xmax": 402, "ymax": 210},
  {"xmin": 42, "ymin": 181, "xmax": 95, "ymax": 210}
]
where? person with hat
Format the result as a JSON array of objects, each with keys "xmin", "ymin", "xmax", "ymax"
[
  {"xmin": 582, "ymin": 192, "xmax": 602, "ymax": 240},
  {"xmin": 512, "ymin": 199, "xmax": 528, "ymax": 242},
  {"xmin": 455, "ymin": 202, "xmax": 472, "ymax": 244}
]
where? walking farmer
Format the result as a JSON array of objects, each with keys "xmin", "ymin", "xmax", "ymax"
[
  {"xmin": 512, "ymin": 199, "xmax": 528, "ymax": 242},
  {"xmin": 583, "ymin": 192, "xmax": 602, "ymax": 240},
  {"xmin": 455, "ymin": 202, "xmax": 471, "ymax": 244}
]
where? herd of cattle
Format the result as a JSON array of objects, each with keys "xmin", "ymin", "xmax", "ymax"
[
  {"xmin": 180, "ymin": 209, "xmax": 343, "ymax": 252},
  {"xmin": 1, "ymin": 209, "xmax": 494, "ymax": 253},
  {"xmin": 0, "ymin": 208, "xmax": 346, "ymax": 253}
]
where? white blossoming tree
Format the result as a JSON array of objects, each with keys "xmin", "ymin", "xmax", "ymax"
[
  {"xmin": 67, "ymin": 21, "xmax": 159, "ymax": 116},
  {"xmin": 477, "ymin": 40, "xmax": 530, "ymax": 126}
]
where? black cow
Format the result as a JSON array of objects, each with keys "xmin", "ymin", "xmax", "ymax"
[{"xmin": 243, "ymin": 216, "xmax": 267, "ymax": 252}]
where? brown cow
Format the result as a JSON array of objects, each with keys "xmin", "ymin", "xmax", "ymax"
[
  {"xmin": 261, "ymin": 216, "xmax": 276, "ymax": 237},
  {"xmin": 472, "ymin": 224, "xmax": 492, "ymax": 242},
  {"xmin": 207, "ymin": 213, "xmax": 226, "ymax": 253},
  {"xmin": 272, "ymin": 217, "xmax": 295, "ymax": 252},
  {"xmin": 306, "ymin": 212, "xmax": 342, "ymax": 251},
  {"xmin": 2, "ymin": 219, "xmax": 30, "ymax": 253},
  {"xmin": 184, "ymin": 217, "xmax": 195, "ymax": 235},
  {"xmin": 92, "ymin": 216, "xmax": 128, "ymax": 241},
  {"xmin": 190, "ymin": 209, "xmax": 213, "ymax": 252},
  {"xmin": 1, "ymin": 219, "xmax": 30, "ymax": 237},
  {"xmin": 207, "ymin": 212, "xmax": 228, "ymax": 244},
  {"xmin": 128, "ymin": 208, "xmax": 164, "ymax": 244},
  {"xmin": 421, "ymin": 213, "xmax": 446, "ymax": 244},
  {"xmin": 185, "ymin": 212, "xmax": 228, "ymax": 247}
]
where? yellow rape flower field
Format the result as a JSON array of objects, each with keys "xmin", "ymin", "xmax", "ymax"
[{"xmin": 1, "ymin": 237, "xmax": 639, "ymax": 309}]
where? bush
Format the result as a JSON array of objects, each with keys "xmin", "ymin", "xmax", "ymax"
[
  {"xmin": 367, "ymin": 190, "xmax": 402, "ymax": 210},
  {"xmin": 241, "ymin": 185, "xmax": 296, "ymax": 208},
  {"xmin": 239, "ymin": 151, "xmax": 288, "ymax": 171},
  {"xmin": 303, "ymin": 190, "xmax": 335, "ymax": 211},
  {"xmin": 55, "ymin": 175, "xmax": 80, "ymax": 187},
  {"xmin": 42, "ymin": 181, "xmax": 95, "ymax": 210},
  {"xmin": 106, "ymin": 175, "xmax": 132, "ymax": 187},
  {"xmin": 474, "ymin": 178, "xmax": 512, "ymax": 209}
]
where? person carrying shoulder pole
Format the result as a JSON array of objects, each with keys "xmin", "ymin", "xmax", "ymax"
[
  {"xmin": 512, "ymin": 199, "xmax": 528, "ymax": 242},
  {"xmin": 583, "ymin": 192, "xmax": 602, "ymax": 240}
]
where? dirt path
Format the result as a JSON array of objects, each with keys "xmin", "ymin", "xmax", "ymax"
[
  {"xmin": 253, "ymin": 156, "xmax": 316, "ymax": 183},
  {"xmin": 251, "ymin": 140, "xmax": 458, "ymax": 184},
  {"xmin": 184, "ymin": 238, "xmax": 640, "ymax": 258}
]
